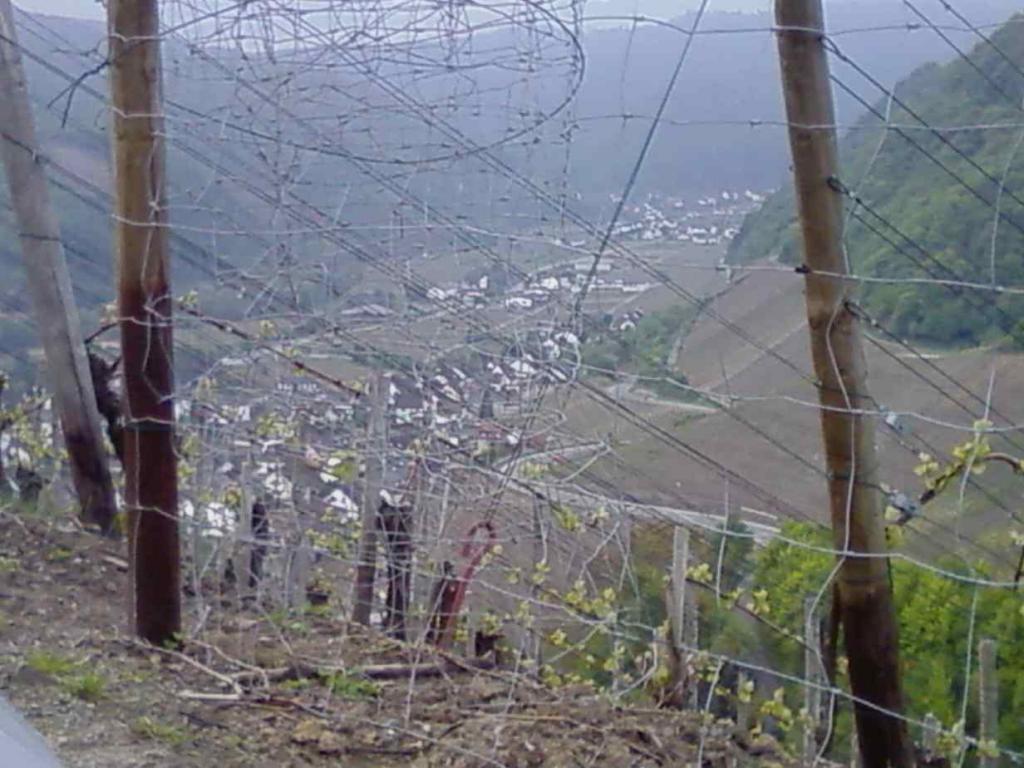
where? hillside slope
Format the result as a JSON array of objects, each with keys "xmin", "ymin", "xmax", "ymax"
[
  {"xmin": 729, "ymin": 13, "xmax": 1024, "ymax": 347},
  {"xmin": 0, "ymin": 513, "xmax": 799, "ymax": 767}
]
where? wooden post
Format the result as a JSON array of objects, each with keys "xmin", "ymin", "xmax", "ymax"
[
  {"xmin": 736, "ymin": 672, "xmax": 752, "ymax": 736},
  {"xmin": 684, "ymin": 579, "xmax": 699, "ymax": 708},
  {"xmin": 804, "ymin": 596, "xmax": 823, "ymax": 765},
  {"xmin": 380, "ymin": 500, "xmax": 413, "ymax": 640},
  {"xmin": 921, "ymin": 713, "xmax": 939, "ymax": 759},
  {"xmin": 0, "ymin": 0, "xmax": 118, "ymax": 534},
  {"xmin": 249, "ymin": 499, "xmax": 269, "ymax": 591},
  {"xmin": 425, "ymin": 560, "xmax": 457, "ymax": 645},
  {"xmin": 0, "ymin": 374, "xmax": 8, "ymax": 495},
  {"xmin": 224, "ymin": 453, "xmax": 250, "ymax": 604},
  {"xmin": 670, "ymin": 526, "xmax": 690, "ymax": 657},
  {"xmin": 978, "ymin": 638, "xmax": 998, "ymax": 768},
  {"xmin": 286, "ymin": 532, "xmax": 312, "ymax": 609},
  {"xmin": 715, "ymin": 480, "xmax": 730, "ymax": 601},
  {"xmin": 465, "ymin": 608, "xmax": 478, "ymax": 657},
  {"xmin": 531, "ymin": 495, "xmax": 546, "ymax": 665},
  {"xmin": 88, "ymin": 352, "xmax": 126, "ymax": 466},
  {"xmin": 775, "ymin": 1, "xmax": 911, "ymax": 764},
  {"xmin": 664, "ymin": 525, "xmax": 697, "ymax": 708},
  {"xmin": 353, "ymin": 371, "xmax": 385, "ymax": 625},
  {"xmin": 108, "ymin": 0, "xmax": 181, "ymax": 644}
]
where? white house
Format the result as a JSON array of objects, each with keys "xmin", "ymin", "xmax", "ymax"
[{"xmin": 505, "ymin": 296, "xmax": 533, "ymax": 310}]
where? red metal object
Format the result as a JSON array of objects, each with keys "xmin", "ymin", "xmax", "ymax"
[
  {"xmin": 448, "ymin": 521, "xmax": 497, "ymax": 617},
  {"xmin": 428, "ymin": 521, "xmax": 497, "ymax": 648}
]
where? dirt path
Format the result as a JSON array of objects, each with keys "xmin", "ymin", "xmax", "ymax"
[{"xmin": 604, "ymin": 375, "xmax": 718, "ymax": 413}]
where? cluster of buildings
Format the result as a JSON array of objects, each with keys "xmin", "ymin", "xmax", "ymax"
[
  {"xmin": 607, "ymin": 190, "xmax": 768, "ymax": 244},
  {"xmin": 177, "ymin": 329, "xmax": 568, "ymax": 541},
  {"xmin": 499, "ymin": 259, "xmax": 653, "ymax": 311},
  {"xmin": 172, "ymin": 187, "xmax": 770, "ymax": 544},
  {"xmin": 421, "ymin": 257, "xmax": 653, "ymax": 314}
]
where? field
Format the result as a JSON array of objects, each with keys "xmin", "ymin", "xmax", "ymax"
[{"xmin": 560, "ymin": 255, "xmax": 1024, "ymax": 572}]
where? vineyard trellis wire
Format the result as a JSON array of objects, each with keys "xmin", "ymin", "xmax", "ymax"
[{"xmin": 1, "ymin": 0, "xmax": 1024, "ymax": 766}]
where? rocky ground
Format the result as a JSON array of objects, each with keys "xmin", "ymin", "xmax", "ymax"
[{"xmin": 0, "ymin": 508, "xmax": 798, "ymax": 767}]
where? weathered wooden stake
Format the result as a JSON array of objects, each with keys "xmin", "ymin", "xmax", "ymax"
[
  {"xmin": 527, "ymin": 494, "xmax": 546, "ymax": 666},
  {"xmin": 249, "ymin": 499, "xmax": 269, "ymax": 590},
  {"xmin": 664, "ymin": 525, "xmax": 699, "ymax": 708},
  {"xmin": 684, "ymin": 583, "xmax": 699, "ymax": 709},
  {"xmin": 670, "ymin": 526, "xmax": 690, "ymax": 658},
  {"xmin": 978, "ymin": 638, "xmax": 998, "ymax": 768},
  {"xmin": 0, "ymin": 375, "xmax": 8, "ymax": 494},
  {"xmin": 465, "ymin": 608, "xmax": 479, "ymax": 657},
  {"xmin": 425, "ymin": 560, "xmax": 457, "ymax": 644},
  {"xmin": 108, "ymin": 0, "xmax": 181, "ymax": 644},
  {"xmin": 88, "ymin": 352, "xmax": 125, "ymax": 467},
  {"xmin": 921, "ymin": 713, "xmax": 939, "ymax": 761},
  {"xmin": 286, "ymin": 532, "xmax": 312, "ymax": 609},
  {"xmin": 736, "ymin": 672, "xmax": 752, "ymax": 736},
  {"xmin": 379, "ymin": 500, "xmax": 413, "ymax": 639},
  {"xmin": 775, "ymin": 1, "xmax": 911, "ymax": 764},
  {"xmin": 715, "ymin": 480, "xmax": 730, "ymax": 602},
  {"xmin": 804, "ymin": 596, "xmax": 823, "ymax": 766},
  {"xmin": 0, "ymin": 0, "xmax": 118, "ymax": 534},
  {"xmin": 353, "ymin": 370, "xmax": 386, "ymax": 625}
]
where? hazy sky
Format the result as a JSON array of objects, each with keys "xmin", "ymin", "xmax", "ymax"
[
  {"xmin": 16, "ymin": 0, "xmax": 786, "ymax": 23},
  {"xmin": 16, "ymin": 0, "xmax": 104, "ymax": 20}
]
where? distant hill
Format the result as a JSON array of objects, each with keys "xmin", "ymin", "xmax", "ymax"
[
  {"xmin": 728, "ymin": 12, "xmax": 1024, "ymax": 348},
  {"xmin": 534, "ymin": 1, "xmax": 1024, "ymax": 207},
  {"xmin": 1, "ymin": 0, "xmax": 1022, "ymax": 381}
]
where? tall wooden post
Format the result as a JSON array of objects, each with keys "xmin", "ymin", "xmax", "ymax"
[
  {"xmin": 0, "ymin": 0, "xmax": 118, "ymax": 534},
  {"xmin": 684, "ymin": 578, "xmax": 699, "ymax": 708},
  {"xmin": 978, "ymin": 638, "xmax": 998, "ymax": 768},
  {"xmin": 249, "ymin": 499, "xmax": 269, "ymax": 591},
  {"xmin": 670, "ymin": 526, "xmax": 690, "ymax": 658},
  {"xmin": 775, "ymin": 1, "xmax": 911, "ymax": 765},
  {"xmin": 531, "ymin": 496, "xmax": 545, "ymax": 664},
  {"xmin": 286, "ymin": 531, "xmax": 313, "ymax": 609},
  {"xmin": 0, "ymin": 375, "xmax": 7, "ymax": 493},
  {"xmin": 735, "ymin": 672, "xmax": 752, "ymax": 736},
  {"xmin": 353, "ymin": 371, "xmax": 386, "ymax": 625},
  {"xmin": 108, "ymin": 0, "xmax": 181, "ymax": 644},
  {"xmin": 380, "ymin": 500, "xmax": 413, "ymax": 640},
  {"xmin": 803, "ymin": 596, "xmax": 823, "ymax": 765},
  {"xmin": 665, "ymin": 525, "xmax": 699, "ymax": 708},
  {"xmin": 921, "ymin": 713, "xmax": 939, "ymax": 759}
]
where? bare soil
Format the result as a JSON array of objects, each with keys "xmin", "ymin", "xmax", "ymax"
[{"xmin": 0, "ymin": 512, "xmax": 796, "ymax": 767}]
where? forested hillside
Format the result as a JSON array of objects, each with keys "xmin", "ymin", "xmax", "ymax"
[{"xmin": 728, "ymin": 13, "xmax": 1024, "ymax": 348}]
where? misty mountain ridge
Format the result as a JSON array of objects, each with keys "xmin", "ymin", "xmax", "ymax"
[{"xmin": 0, "ymin": 0, "xmax": 1021, "ymax": 381}]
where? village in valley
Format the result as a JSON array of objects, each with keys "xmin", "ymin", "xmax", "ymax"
[{"xmin": 111, "ymin": 188, "xmax": 769, "ymax": 561}]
